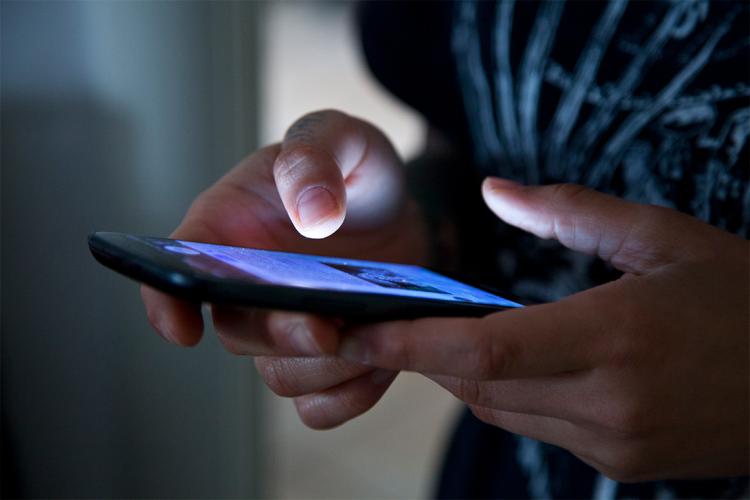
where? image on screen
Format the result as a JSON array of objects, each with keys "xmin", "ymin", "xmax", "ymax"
[
  {"xmin": 323, "ymin": 263, "xmax": 448, "ymax": 294},
  {"xmin": 146, "ymin": 238, "xmax": 522, "ymax": 308}
]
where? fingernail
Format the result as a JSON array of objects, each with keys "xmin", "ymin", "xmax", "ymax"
[
  {"xmin": 288, "ymin": 322, "xmax": 321, "ymax": 355},
  {"xmin": 338, "ymin": 336, "xmax": 369, "ymax": 364},
  {"xmin": 370, "ymin": 368, "xmax": 396, "ymax": 385},
  {"xmin": 485, "ymin": 177, "xmax": 522, "ymax": 191},
  {"xmin": 297, "ymin": 186, "xmax": 338, "ymax": 228}
]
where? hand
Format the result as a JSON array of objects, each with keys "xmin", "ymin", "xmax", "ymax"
[
  {"xmin": 336, "ymin": 179, "xmax": 749, "ymax": 481},
  {"xmin": 141, "ymin": 110, "xmax": 425, "ymax": 428}
]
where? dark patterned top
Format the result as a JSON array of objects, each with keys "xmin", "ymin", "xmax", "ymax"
[{"xmin": 358, "ymin": 1, "xmax": 749, "ymax": 498}]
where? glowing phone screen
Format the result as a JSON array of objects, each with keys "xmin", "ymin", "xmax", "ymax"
[{"xmin": 152, "ymin": 238, "xmax": 522, "ymax": 308}]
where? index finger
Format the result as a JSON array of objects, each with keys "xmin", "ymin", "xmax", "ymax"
[
  {"xmin": 273, "ymin": 110, "xmax": 404, "ymax": 239},
  {"xmin": 337, "ymin": 285, "xmax": 617, "ymax": 380}
]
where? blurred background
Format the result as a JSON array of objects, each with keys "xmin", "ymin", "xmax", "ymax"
[{"xmin": 2, "ymin": 1, "xmax": 459, "ymax": 498}]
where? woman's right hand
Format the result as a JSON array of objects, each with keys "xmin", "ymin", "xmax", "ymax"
[{"xmin": 140, "ymin": 110, "xmax": 430, "ymax": 428}]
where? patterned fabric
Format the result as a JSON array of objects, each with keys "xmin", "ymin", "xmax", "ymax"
[
  {"xmin": 450, "ymin": 0, "xmax": 749, "ymax": 304},
  {"xmin": 358, "ymin": 1, "xmax": 749, "ymax": 497}
]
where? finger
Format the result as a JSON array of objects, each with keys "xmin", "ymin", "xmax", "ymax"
[
  {"xmin": 274, "ymin": 109, "xmax": 404, "ymax": 239},
  {"xmin": 254, "ymin": 356, "xmax": 374, "ymax": 397},
  {"xmin": 212, "ymin": 307, "xmax": 341, "ymax": 356},
  {"xmin": 140, "ymin": 144, "xmax": 287, "ymax": 346},
  {"xmin": 140, "ymin": 286, "xmax": 203, "ymax": 346},
  {"xmin": 293, "ymin": 369, "xmax": 398, "ymax": 429},
  {"xmin": 140, "ymin": 222, "xmax": 222, "ymax": 346},
  {"xmin": 470, "ymin": 406, "xmax": 624, "ymax": 481},
  {"xmin": 481, "ymin": 179, "xmax": 728, "ymax": 274},
  {"xmin": 468, "ymin": 406, "xmax": 594, "ymax": 459},
  {"xmin": 429, "ymin": 371, "xmax": 592, "ymax": 423},
  {"xmin": 338, "ymin": 291, "xmax": 606, "ymax": 379},
  {"xmin": 179, "ymin": 144, "xmax": 288, "ymax": 249}
]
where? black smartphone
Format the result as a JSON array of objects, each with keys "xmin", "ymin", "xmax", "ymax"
[{"xmin": 88, "ymin": 232, "xmax": 525, "ymax": 320}]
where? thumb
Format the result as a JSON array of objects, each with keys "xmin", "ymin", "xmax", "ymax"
[{"xmin": 481, "ymin": 178, "xmax": 723, "ymax": 274}]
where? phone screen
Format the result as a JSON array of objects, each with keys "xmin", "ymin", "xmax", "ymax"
[{"xmin": 140, "ymin": 236, "xmax": 522, "ymax": 309}]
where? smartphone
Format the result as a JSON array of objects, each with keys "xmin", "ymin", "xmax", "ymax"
[{"xmin": 88, "ymin": 231, "xmax": 525, "ymax": 320}]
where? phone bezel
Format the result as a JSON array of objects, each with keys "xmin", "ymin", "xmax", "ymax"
[{"xmin": 88, "ymin": 231, "xmax": 527, "ymax": 320}]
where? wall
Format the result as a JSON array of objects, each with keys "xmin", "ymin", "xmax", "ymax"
[{"xmin": 1, "ymin": 1, "xmax": 263, "ymax": 497}]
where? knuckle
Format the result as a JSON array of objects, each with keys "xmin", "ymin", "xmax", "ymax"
[
  {"xmin": 273, "ymin": 144, "xmax": 335, "ymax": 184},
  {"xmin": 468, "ymin": 405, "xmax": 496, "ymax": 426},
  {"xmin": 598, "ymin": 397, "xmax": 652, "ymax": 439},
  {"xmin": 326, "ymin": 357, "xmax": 367, "ymax": 378},
  {"xmin": 595, "ymin": 294, "xmax": 647, "ymax": 369},
  {"xmin": 595, "ymin": 443, "xmax": 650, "ymax": 483},
  {"xmin": 549, "ymin": 183, "xmax": 590, "ymax": 205},
  {"xmin": 369, "ymin": 323, "xmax": 413, "ymax": 370},
  {"xmin": 215, "ymin": 329, "xmax": 246, "ymax": 355},
  {"xmin": 212, "ymin": 309, "xmax": 248, "ymax": 355},
  {"xmin": 454, "ymin": 378, "xmax": 484, "ymax": 406},
  {"xmin": 212, "ymin": 307, "xmax": 268, "ymax": 356},
  {"xmin": 545, "ymin": 184, "xmax": 594, "ymax": 246},
  {"xmin": 472, "ymin": 324, "xmax": 512, "ymax": 380},
  {"xmin": 472, "ymin": 348, "xmax": 496, "ymax": 380},
  {"xmin": 607, "ymin": 338, "xmax": 640, "ymax": 373},
  {"xmin": 284, "ymin": 109, "xmax": 343, "ymax": 143},
  {"xmin": 634, "ymin": 205, "xmax": 682, "ymax": 266},
  {"xmin": 607, "ymin": 328, "xmax": 647, "ymax": 373}
]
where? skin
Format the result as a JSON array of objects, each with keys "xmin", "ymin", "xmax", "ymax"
[
  {"xmin": 142, "ymin": 110, "xmax": 426, "ymax": 426},
  {"xmin": 141, "ymin": 110, "xmax": 750, "ymax": 482}
]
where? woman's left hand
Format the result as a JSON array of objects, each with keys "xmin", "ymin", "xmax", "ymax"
[{"xmin": 337, "ymin": 179, "xmax": 749, "ymax": 482}]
